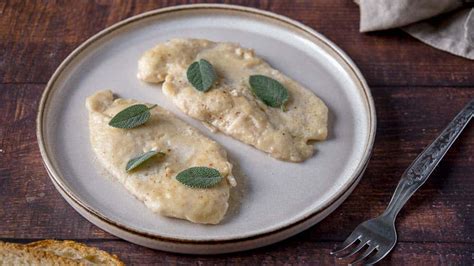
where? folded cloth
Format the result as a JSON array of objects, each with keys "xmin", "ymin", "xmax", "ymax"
[{"xmin": 355, "ymin": 0, "xmax": 473, "ymax": 60}]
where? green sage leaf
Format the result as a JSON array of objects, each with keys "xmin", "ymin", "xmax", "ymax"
[
  {"xmin": 186, "ymin": 59, "xmax": 217, "ymax": 92},
  {"xmin": 126, "ymin": 150, "xmax": 164, "ymax": 172},
  {"xmin": 249, "ymin": 75, "xmax": 289, "ymax": 109},
  {"xmin": 176, "ymin": 167, "xmax": 223, "ymax": 189},
  {"xmin": 109, "ymin": 104, "xmax": 157, "ymax": 129}
]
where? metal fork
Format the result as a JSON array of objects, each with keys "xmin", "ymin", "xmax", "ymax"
[{"xmin": 331, "ymin": 98, "xmax": 474, "ymax": 265}]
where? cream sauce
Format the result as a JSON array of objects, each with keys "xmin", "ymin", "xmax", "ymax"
[
  {"xmin": 138, "ymin": 39, "xmax": 328, "ymax": 162},
  {"xmin": 86, "ymin": 90, "xmax": 235, "ymax": 224}
]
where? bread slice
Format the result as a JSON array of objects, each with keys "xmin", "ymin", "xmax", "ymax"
[
  {"xmin": 0, "ymin": 241, "xmax": 80, "ymax": 265},
  {"xmin": 0, "ymin": 240, "xmax": 124, "ymax": 265}
]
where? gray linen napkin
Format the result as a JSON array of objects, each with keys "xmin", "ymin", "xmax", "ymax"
[{"xmin": 355, "ymin": 0, "xmax": 473, "ymax": 60}]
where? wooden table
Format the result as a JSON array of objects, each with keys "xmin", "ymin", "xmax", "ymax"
[{"xmin": 1, "ymin": 1, "xmax": 473, "ymax": 264}]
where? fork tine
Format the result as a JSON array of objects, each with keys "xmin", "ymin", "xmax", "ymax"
[
  {"xmin": 330, "ymin": 231, "xmax": 361, "ymax": 255},
  {"xmin": 349, "ymin": 245, "xmax": 377, "ymax": 265},
  {"xmin": 360, "ymin": 249, "xmax": 388, "ymax": 265},
  {"xmin": 337, "ymin": 240, "xmax": 369, "ymax": 259}
]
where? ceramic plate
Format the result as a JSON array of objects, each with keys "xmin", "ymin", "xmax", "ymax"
[{"xmin": 37, "ymin": 4, "xmax": 376, "ymax": 254}]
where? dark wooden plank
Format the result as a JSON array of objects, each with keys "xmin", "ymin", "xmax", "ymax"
[
  {"xmin": 1, "ymin": 0, "xmax": 473, "ymax": 86},
  {"xmin": 1, "ymin": 239, "xmax": 472, "ymax": 265},
  {"xmin": 90, "ymin": 240, "xmax": 474, "ymax": 265},
  {"xmin": 0, "ymin": 84, "xmax": 472, "ymax": 243}
]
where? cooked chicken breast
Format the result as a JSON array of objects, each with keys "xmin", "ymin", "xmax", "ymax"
[
  {"xmin": 86, "ymin": 90, "xmax": 236, "ymax": 224},
  {"xmin": 137, "ymin": 39, "xmax": 328, "ymax": 162}
]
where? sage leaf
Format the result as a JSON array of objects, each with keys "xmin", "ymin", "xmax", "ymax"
[
  {"xmin": 249, "ymin": 75, "xmax": 289, "ymax": 109},
  {"xmin": 109, "ymin": 104, "xmax": 157, "ymax": 129},
  {"xmin": 176, "ymin": 167, "xmax": 223, "ymax": 189},
  {"xmin": 186, "ymin": 59, "xmax": 216, "ymax": 92},
  {"xmin": 126, "ymin": 150, "xmax": 164, "ymax": 172}
]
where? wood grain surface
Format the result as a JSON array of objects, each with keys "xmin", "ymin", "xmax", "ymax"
[{"xmin": 0, "ymin": 1, "xmax": 473, "ymax": 265}]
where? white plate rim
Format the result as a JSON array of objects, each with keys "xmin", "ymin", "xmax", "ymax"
[{"xmin": 36, "ymin": 3, "xmax": 376, "ymax": 247}]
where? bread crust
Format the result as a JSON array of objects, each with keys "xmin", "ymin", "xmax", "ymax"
[
  {"xmin": 0, "ymin": 240, "xmax": 124, "ymax": 265},
  {"xmin": 0, "ymin": 241, "xmax": 80, "ymax": 265}
]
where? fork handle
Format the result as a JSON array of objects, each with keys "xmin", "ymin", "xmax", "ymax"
[{"xmin": 383, "ymin": 98, "xmax": 474, "ymax": 219}]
